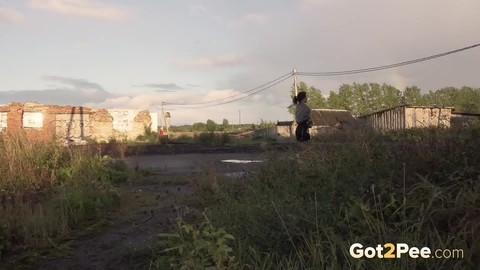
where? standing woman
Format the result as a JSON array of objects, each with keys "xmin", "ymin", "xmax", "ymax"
[{"xmin": 293, "ymin": 91, "xmax": 312, "ymax": 142}]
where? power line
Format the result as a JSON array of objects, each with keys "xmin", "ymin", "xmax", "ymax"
[
  {"xmin": 297, "ymin": 42, "xmax": 480, "ymax": 77},
  {"xmin": 167, "ymin": 71, "xmax": 292, "ymax": 106},
  {"xmin": 169, "ymin": 74, "xmax": 292, "ymax": 109},
  {"xmin": 162, "ymin": 42, "xmax": 480, "ymax": 108}
]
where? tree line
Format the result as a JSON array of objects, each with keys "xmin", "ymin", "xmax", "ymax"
[
  {"xmin": 291, "ymin": 82, "xmax": 480, "ymax": 116},
  {"xmin": 170, "ymin": 119, "xmax": 276, "ymax": 133}
]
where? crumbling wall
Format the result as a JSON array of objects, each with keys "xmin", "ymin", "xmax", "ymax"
[
  {"xmin": 0, "ymin": 102, "xmax": 156, "ymax": 143},
  {"xmin": 405, "ymin": 107, "xmax": 452, "ymax": 128},
  {"xmin": 131, "ymin": 110, "xmax": 152, "ymax": 139},
  {"xmin": 89, "ymin": 109, "xmax": 114, "ymax": 142}
]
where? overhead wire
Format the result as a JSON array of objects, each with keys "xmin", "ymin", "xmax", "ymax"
[
  {"xmin": 297, "ymin": 42, "xmax": 480, "ymax": 76},
  {"xmin": 163, "ymin": 42, "xmax": 480, "ymax": 108},
  {"xmin": 168, "ymin": 74, "xmax": 293, "ymax": 109},
  {"xmin": 167, "ymin": 71, "xmax": 292, "ymax": 106}
]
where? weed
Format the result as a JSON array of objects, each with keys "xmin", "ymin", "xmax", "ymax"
[{"xmin": 157, "ymin": 213, "xmax": 237, "ymax": 270}]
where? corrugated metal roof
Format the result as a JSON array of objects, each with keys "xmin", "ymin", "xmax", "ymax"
[{"xmin": 311, "ymin": 109, "xmax": 355, "ymax": 126}]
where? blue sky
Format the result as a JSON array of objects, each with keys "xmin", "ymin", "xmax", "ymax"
[{"xmin": 1, "ymin": 0, "xmax": 479, "ymax": 125}]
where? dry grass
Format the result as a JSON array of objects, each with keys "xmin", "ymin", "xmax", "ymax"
[{"xmin": 0, "ymin": 132, "xmax": 129, "ymax": 257}]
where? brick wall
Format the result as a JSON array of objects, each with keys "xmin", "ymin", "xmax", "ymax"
[{"xmin": 0, "ymin": 102, "xmax": 155, "ymax": 142}]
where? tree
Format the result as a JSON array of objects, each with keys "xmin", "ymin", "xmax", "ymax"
[
  {"xmin": 423, "ymin": 86, "xmax": 480, "ymax": 113},
  {"xmin": 288, "ymin": 81, "xmax": 327, "ymax": 114},
  {"xmin": 258, "ymin": 119, "xmax": 275, "ymax": 129},
  {"xmin": 403, "ymin": 86, "xmax": 424, "ymax": 105},
  {"xmin": 326, "ymin": 83, "xmax": 401, "ymax": 116},
  {"xmin": 206, "ymin": 119, "xmax": 217, "ymax": 132},
  {"xmin": 380, "ymin": 83, "xmax": 402, "ymax": 109},
  {"xmin": 327, "ymin": 84, "xmax": 355, "ymax": 112},
  {"xmin": 222, "ymin": 118, "xmax": 229, "ymax": 126},
  {"xmin": 192, "ymin": 122, "xmax": 206, "ymax": 132}
]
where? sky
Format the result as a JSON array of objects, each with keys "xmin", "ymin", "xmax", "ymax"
[{"xmin": 1, "ymin": 0, "xmax": 479, "ymax": 125}]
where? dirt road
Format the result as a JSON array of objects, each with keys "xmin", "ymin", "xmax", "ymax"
[{"xmin": 30, "ymin": 152, "xmax": 266, "ymax": 270}]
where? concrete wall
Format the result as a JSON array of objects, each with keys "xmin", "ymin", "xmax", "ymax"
[
  {"xmin": 362, "ymin": 106, "xmax": 453, "ymax": 131},
  {"xmin": 277, "ymin": 125, "xmax": 294, "ymax": 142},
  {"xmin": 405, "ymin": 107, "xmax": 451, "ymax": 128},
  {"xmin": 0, "ymin": 102, "xmax": 156, "ymax": 142}
]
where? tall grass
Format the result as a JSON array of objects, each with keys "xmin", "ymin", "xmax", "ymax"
[
  {"xmin": 0, "ymin": 132, "xmax": 130, "ymax": 258},
  {"xmin": 195, "ymin": 126, "xmax": 480, "ymax": 270}
]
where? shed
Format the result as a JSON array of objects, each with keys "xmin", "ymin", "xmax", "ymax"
[
  {"xmin": 359, "ymin": 105, "xmax": 453, "ymax": 131},
  {"xmin": 310, "ymin": 109, "xmax": 356, "ymax": 135}
]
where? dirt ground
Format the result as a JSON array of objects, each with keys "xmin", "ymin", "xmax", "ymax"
[{"xmin": 28, "ymin": 152, "xmax": 266, "ymax": 270}]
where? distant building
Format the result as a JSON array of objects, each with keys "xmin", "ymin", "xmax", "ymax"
[
  {"xmin": 276, "ymin": 121, "xmax": 294, "ymax": 142},
  {"xmin": 260, "ymin": 109, "xmax": 357, "ymax": 142},
  {"xmin": 0, "ymin": 102, "xmax": 157, "ymax": 143},
  {"xmin": 359, "ymin": 105, "xmax": 453, "ymax": 131},
  {"xmin": 309, "ymin": 109, "xmax": 357, "ymax": 135}
]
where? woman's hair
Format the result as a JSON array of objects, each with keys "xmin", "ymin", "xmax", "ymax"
[{"xmin": 292, "ymin": 91, "xmax": 307, "ymax": 104}]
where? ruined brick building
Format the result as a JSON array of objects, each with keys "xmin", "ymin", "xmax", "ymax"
[{"xmin": 0, "ymin": 102, "xmax": 157, "ymax": 142}]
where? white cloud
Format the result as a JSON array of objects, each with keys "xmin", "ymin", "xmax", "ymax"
[
  {"xmin": 189, "ymin": 4, "xmax": 207, "ymax": 16},
  {"xmin": 0, "ymin": 7, "xmax": 25, "ymax": 23},
  {"xmin": 71, "ymin": 42, "xmax": 89, "ymax": 49},
  {"xmin": 28, "ymin": 0, "xmax": 132, "ymax": 20},
  {"xmin": 298, "ymin": 0, "xmax": 339, "ymax": 9},
  {"xmin": 172, "ymin": 54, "xmax": 242, "ymax": 69},
  {"xmin": 228, "ymin": 13, "xmax": 269, "ymax": 28}
]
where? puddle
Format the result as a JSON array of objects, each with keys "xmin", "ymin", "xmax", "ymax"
[{"xmin": 221, "ymin": 159, "xmax": 263, "ymax": 164}]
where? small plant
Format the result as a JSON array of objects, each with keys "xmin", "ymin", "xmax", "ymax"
[
  {"xmin": 157, "ymin": 213, "xmax": 237, "ymax": 270},
  {"xmin": 136, "ymin": 124, "xmax": 158, "ymax": 144}
]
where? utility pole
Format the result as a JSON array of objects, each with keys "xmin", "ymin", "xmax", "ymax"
[
  {"xmin": 238, "ymin": 110, "xmax": 241, "ymax": 125},
  {"xmin": 161, "ymin": 102, "xmax": 166, "ymax": 129},
  {"xmin": 293, "ymin": 68, "xmax": 298, "ymax": 96}
]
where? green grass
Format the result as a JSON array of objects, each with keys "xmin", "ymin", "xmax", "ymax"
[{"xmin": 161, "ymin": 126, "xmax": 480, "ymax": 270}]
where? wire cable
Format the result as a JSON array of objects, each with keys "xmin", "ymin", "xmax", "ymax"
[
  {"xmin": 162, "ymin": 42, "xmax": 480, "ymax": 109},
  {"xmin": 168, "ymin": 74, "xmax": 293, "ymax": 109},
  {"xmin": 297, "ymin": 42, "xmax": 480, "ymax": 77},
  {"xmin": 167, "ymin": 71, "xmax": 292, "ymax": 106}
]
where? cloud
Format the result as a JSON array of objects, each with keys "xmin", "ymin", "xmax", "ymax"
[
  {"xmin": 71, "ymin": 43, "xmax": 89, "ymax": 49},
  {"xmin": 43, "ymin": 76, "xmax": 105, "ymax": 93},
  {"xmin": 0, "ymin": 76, "xmax": 114, "ymax": 105},
  {"xmin": 28, "ymin": 0, "xmax": 132, "ymax": 20},
  {"xmin": 0, "ymin": 7, "xmax": 25, "ymax": 24},
  {"xmin": 1, "ymin": 75, "xmax": 292, "ymax": 124},
  {"xmin": 136, "ymin": 83, "xmax": 184, "ymax": 91},
  {"xmin": 189, "ymin": 4, "xmax": 207, "ymax": 16},
  {"xmin": 172, "ymin": 54, "xmax": 242, "ymax": 69},
  {"xmin": 228, "ymin": 13, "xmax": 269, "ymax": 28},
  {"xmin": 298, "ymin": 0, "xmax": 338, "ymax": 9}
]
